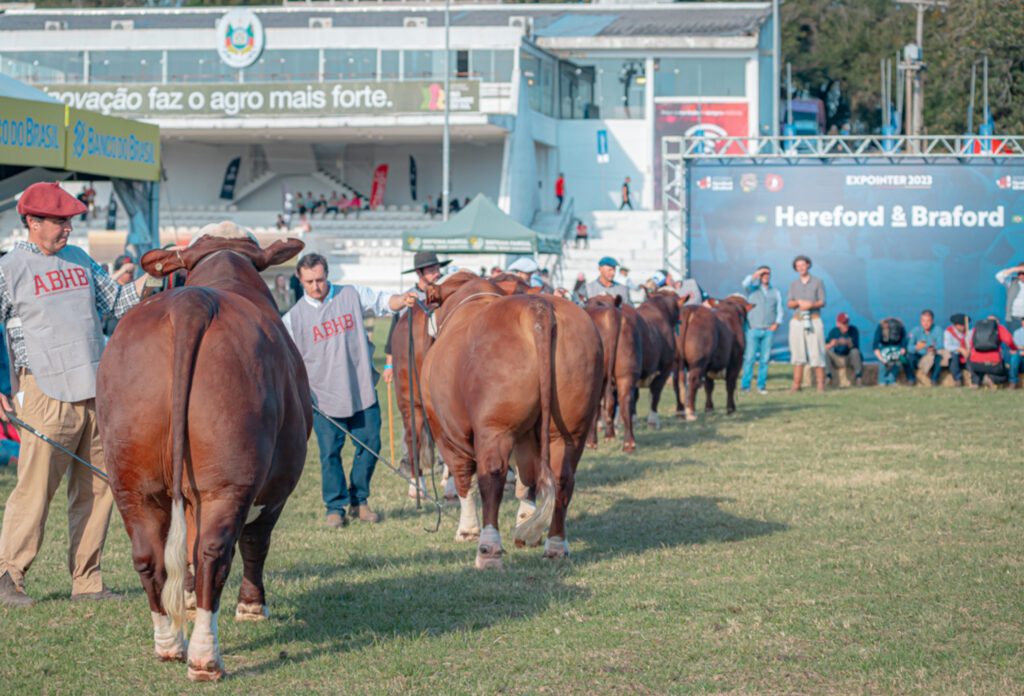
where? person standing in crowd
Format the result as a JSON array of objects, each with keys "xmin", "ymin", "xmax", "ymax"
[
  {"xmin": 0, "ymin": 182, "xmax": 151, "ymax": 608},
  {"xmin": 619, "ymin": 176, "xmax": 633, "ymax": 210},
  {"xmin": 965, "ymin": 315, "xmax": 1016, "ymax": 388},
  {"xmin": 943, "ymin": 313, "xmax": 970, "ymax": 386},
  {"xmin": 382, "ymin": 251, "xmax": 450, "ymax": 386},
  {"xmin": 995, "ymin": 262, "xmax": 1024, "ymax": 330},
  {"xmin": 1010, "ymin": 322, "xmax": 1024, "ymax": 387},
  {"xmin": 825, "ymin": 312, "xmax": 863, "ymax": 386},
  {"xmin": 740, "ymin": 266, "xmax": 782, "ymax": 394},
  {"xmin": 101, "ymin": 254, "xmax": 137, "ymax": 336},
  {"xmin": 618, "ymin": 265, "xmax": 639, "ymax": 303},
  {"xmin": 271, "ymin": 274, "xmax": 294, "ymax": 315},
  {"xmin": 873, "ymin": 317, "xmax": 914, "ymax": 386},
  {"xmin": 555, "ymin": 173, "xmax": 566, "ymax": 213},
  {"xmin": 572, "ymin": 272, "xmax": 587, "ymax": 302},
  {"xmin": 585, "ymin": 257, "xmax": 632, "ymax": 306},
  {"xmin": 786, "ymin": 255, "xmax": 827, "ymax": 393},
  {"xmin": 283, "ymin": 191, "xmax": 294, "ymax": 227},
  {"xmin": 507, "ymin": 256, "xmax": 543, "ymax": 288},
  {"xmin": 284, "ymin": 253, "xmax": 417, "ymax": 529},
  {"xmin": 907, "ymin": 309, "xmax": 944, "ymax": 386}
]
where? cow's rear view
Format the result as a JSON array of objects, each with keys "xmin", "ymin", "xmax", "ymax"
[{"xmin": 96, "ymin": 225, "xmax": 311, "ymax": 681}]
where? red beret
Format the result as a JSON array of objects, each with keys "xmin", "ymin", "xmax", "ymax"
[{"xmin": 17, "ymin": 182, "xmax": 87, "ymax": 218}]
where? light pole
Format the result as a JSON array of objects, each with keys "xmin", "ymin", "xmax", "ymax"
[
  {"xmin": 442, "ymin": 0, "xmax": 451, "ymax": 221},
  {"xmin": 894, "ymin": 0, "xmax": 948, "ymax": 146},
  {"xmin": 772, "ymin": 0, "xmax": 780, "ymax": 138}
]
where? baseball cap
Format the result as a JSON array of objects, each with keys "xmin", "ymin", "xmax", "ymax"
[
  {"xmin": 597, "ymin": 256, "xmax": 619, "ymax": 269},
  {"xmin": 837, "ymin": 312, "xmax": 850, "ymax": 324},
  {"xmin": 507, "ymin": 257, "xmax": 539, "ymax": 274},
  {"xmin": 649, "ymin": 271, "xmax": 667, "ymax": 288}
]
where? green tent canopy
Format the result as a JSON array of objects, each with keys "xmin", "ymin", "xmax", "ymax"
[{"xmin": 403, "ymin": 194, "xmax": 562, "ymax": 254}]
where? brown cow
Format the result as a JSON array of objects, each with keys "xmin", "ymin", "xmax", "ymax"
[
  {"xmin": 389, "ymin": 303, "xmax": 437, "ymax": 497},
  {"xmin": 421, "ymin": 271, "xmax": 603, "ymax": 568},
  {"xmin": 96, "ymin": 225, "xmax": 311, "ymax": 681},
  {"xmin": 675, "ymin": 295, "xmax": 751, "ymax": 420},
  {"xmin": 584, "ymin": 296, "xmax": 642, "ymax": 452},
  {"xmin": 635, "ymin": 290, "xmax": 682, "ymax": 430}
]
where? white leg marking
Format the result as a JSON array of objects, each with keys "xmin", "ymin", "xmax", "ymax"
[
  {"xmin": 151, "ymin": 611, "xmax": 187, "ymax": 661},
  {"xmin": 187, "ymin": 608, "xmax": 224, "ymax": 681},
  {"xmin": 455, "ymin": 494, "xmax": 481, "ymax": 542}
]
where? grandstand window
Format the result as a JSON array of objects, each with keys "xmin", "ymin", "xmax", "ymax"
[
  {"xmin": 0, "ymin": 51, "xmax": 84, "ymax": 84},
  {"xmin": 243, "ymin": 50, "xmax": 319, "ymax": 83},
  {"xmin": 654, "ymin": 58, "xmax": 746, "ymax": 98},
  {"xmin": 559, "ymin": 61, "xmax": 595, "ymax": 119},
  {"xmin": 167, "ymin": 51, "xmax": 238, "ymax": 84},
  {"xmin": 90, "ymin": 50, "xmax": 163, "ymax": 84},
  {"xmin": 468, "ymin": 50, "xmax": 514, "ymax": 82},
  {"xmin": 381, "ymin": 50, "xmax": 401, "ymax": 80},
  {"xmin": 575, "ymin": 58, "xmax": 646, "ymax": 119},
  {"xmin": 521, "ymin": 50, "xmax": 557, "ymax": 117},
  {"xmin": 324, "ymin": 49, "xmax": 377, "ymax": 81},
  {"xmin": 403, "ymin": 50, "xmax": 454, "ymax": 80}
]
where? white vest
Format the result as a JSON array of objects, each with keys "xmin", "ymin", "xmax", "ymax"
[
  {"xmin": 286, "ymin": 285, "xmax": 377, "ymax": 419},
  {"xmin": 0, "ymin": 245, "xmax": 105, "ymax": 402}
]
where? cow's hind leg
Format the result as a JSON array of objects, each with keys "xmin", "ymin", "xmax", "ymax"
[
  {"xmin": 618, "ymin": 378, "xmax": 637, "ymax": 452},
  {"xmin": 704, "ymin": 375, "xmax": 716, "ymax": 413},
  {"xmin": 122, "ymin": 495, "xmax": 187, "ymax": 661},
  {"xmin": 646, "ymin": 371, "xmax": 671, "ymax": 433},
  {"xmin": 544, "ymin": 439, "xmax": 578, "ymax": 560},
  {"xmin": 512, "ymin": 437, "xmax": 539, "ymax": 547},
  {"xmin": 235, "ymin": 502, "xmax": 285, "ymax": 622},
  {"xmin": 188, "ymin": 499, "xmax": 246, "ymax": 682},
  {"xmin": 475, "ymin": 434, "xmax": 513, "ymax": 570},
  {"xmin": 725, "ymin": 363, "xmax": 740, "ymax": 414},
  {"xmin": 684, "ymin": 367, "xmax": 701, "ymax": 421}
]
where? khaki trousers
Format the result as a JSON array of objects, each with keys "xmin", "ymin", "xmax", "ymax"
[{"xmin": 0, "ymin": 373, "xmax": 112, "ymax": 595}]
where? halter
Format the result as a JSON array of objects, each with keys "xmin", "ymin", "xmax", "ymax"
[{"xmin": 428, "ymin": 291, "xmax": 503, "ymax": 338}]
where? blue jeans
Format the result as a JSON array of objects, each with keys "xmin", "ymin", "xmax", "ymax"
[
  {"xmin": 1010, "ymin": 352, "xmax": 1024, "ymax": 384},
  {"xmin": 741, "ymin": 327, "xmax": 774, "ymax": 391},
  {"xmin": 312, "ymin": 401, "xmax": 381, "ymax": 515},
  {"xmin": 878, "ymin": 357, "xmax": 915, "ymax": 385}
]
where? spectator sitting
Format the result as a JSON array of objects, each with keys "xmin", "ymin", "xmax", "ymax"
[
  {"xmin": 324, "ymin": 192, "xmax": 341, "ymax": 219},
  {"xmin": 450, "ymin": 197, "xmax": 461, "ymax": 214},
  {"xmin": 967, "ymin": 315, "xmax": 1016, "ymax": 387},
  {"xmin": 1011, "ymin": 323, "xmax": 1024, "ymax": 387},
  {"xmin": 943, "ymin": 314, "xmax": 970, "ymax": 386},
  {"xmin": 574, "ymin": 220, "xmax": 589, "ymax": 249},
  {"xmin": 275, "ymin": 214, "xmax": 287, "ymax": 231},
  {"xmin": 825, "ymin": 312, "xmax": 863, "ymax": 385},
  {"xmin": 315, "ymin": 194, "xmax": 328, "ymax": 215},
  {"xmin": 873, "ymin": 317, "xmax": 914, "ymax": 386},
  {"xmin": 424, "ymin": 195, "xmax": 435, "ymax": 218},
  {"xmin": 296, "ymin": 192, "xmax": 307, "ymax": 216},
  {"xmin": 907, "ymin": 309, "xmax": 944, "ymax": 386}
]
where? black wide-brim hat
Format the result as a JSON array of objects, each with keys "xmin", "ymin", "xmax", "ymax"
[{"xmin": 403, "ymin": 251, "xmax": 452, "ymax": 274}]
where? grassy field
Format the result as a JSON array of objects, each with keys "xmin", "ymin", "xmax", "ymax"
[{"xmin": 1, "ymin": 345, "xmax": 1022, "ymax": 693}]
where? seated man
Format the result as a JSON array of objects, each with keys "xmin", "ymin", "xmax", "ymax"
[
  {"xmin": 907, "ymin": 309, "xmax": 944, "ymax": 386},
  {"xmin": 873, "ymin": 317, "xmax": 914, "ymax": 385},
  {"xmin": 1011, "ymin": 323, "xmax": 1024, "ymax": 387},
  {"xmin": 967, "ymin": 315, "xmax": 1017, "ymax": 387},
  {"xmin": 943, "ymin": 314, "xmax": 970, "ymax": 386},
  {"xmin": 825, "ymin": 312, "xmax": 863, "ymax": 385}
]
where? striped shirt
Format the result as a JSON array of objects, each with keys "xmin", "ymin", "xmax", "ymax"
[{"xmin": 0, "ymin": 241, "xmax": 140, "ymax": 370}]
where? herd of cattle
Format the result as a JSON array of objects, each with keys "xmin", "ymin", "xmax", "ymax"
[{"xmin": 90, "ymin": 234, "xmax": 751, "ymax": 680}]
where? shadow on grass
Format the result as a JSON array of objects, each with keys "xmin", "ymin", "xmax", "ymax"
[
  {"xmin": 231, "ymin": 563, "xmax": 588, "ymax": 677},
  {"xmin": 570, "ymin": 496, "xmax": 787, "ymax": 563}
]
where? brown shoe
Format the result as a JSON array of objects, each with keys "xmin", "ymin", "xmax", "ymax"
[
  {"xmin": 0, "ymin": 572, "xmax": 34, "ymax": 608},
  {"xmin": 350, "ymin": 504, "xmax": 380, "ymax": 524},
  {"xmin": 325, "ymin": 512, "xmax": 347, "ymax": 529},
  {"xmin": 71, "ymin": 587, "xmax": 124, "ymax": 602}
]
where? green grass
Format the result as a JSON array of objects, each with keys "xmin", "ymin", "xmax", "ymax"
[{"xmin": 1, "ymin": 331, "xmax": 1023, "ymax": 693}]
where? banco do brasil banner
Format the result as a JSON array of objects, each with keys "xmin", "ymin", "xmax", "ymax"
[
  {"xmin": 0, "ymin": 96, "xmax": 66, "ymax": 169},
  {"xmin": 43, "ymin": 81, "xmax": 479, "ymax": 119},
  {"xmin": 688, "ymin": 163, "xmax": 1024, "ymax": 354},
  {"xmin": 66, "ymin": 108, "xmax": 160, "ymax": 181}
]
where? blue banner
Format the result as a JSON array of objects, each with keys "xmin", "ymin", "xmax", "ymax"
[{"xmin": 687, "ymin": 162, "xmax": 1024, "ymax": 353}]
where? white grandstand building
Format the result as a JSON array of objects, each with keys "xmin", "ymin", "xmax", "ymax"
[{"xmin": 0, "ymin": 1, "xmax": 776, "ymax": 290}]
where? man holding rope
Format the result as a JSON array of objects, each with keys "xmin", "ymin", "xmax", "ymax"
[
  {"xmin": 0, "ymin": 183, "xmax": 150, "ymax": 608},
  {"xmin": 284, "ymin": 253, "xmax": 416, "ymax": 529}
]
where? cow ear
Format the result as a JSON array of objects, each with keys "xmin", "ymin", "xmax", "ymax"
[
  {"xmin": 258, "ymin": 239, "xmax": 305, "ymax": 271},
  {"xmin": 614, "ymin": 295, "xmax": 623, "ymax": 308},
  {"xmin": 141, "ymin": 248, "xmax": 184, "ymax": 278}
]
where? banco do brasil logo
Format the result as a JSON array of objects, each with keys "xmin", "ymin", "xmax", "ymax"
[{"xmin": 73, "ymin": 120, "xmax": 86, "ymax": 158}]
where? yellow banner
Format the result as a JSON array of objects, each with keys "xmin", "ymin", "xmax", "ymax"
[
  {"xmin": 65, "ymin": 108, "xmax": 160, "ymax": 182},
  {"xmin": 0, "ymin": 96, "xmax": 66, "ymax": 169}
]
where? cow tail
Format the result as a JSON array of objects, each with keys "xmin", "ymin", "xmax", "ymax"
[
  {"xmin": 514, "ymin": 300, "xmax": 556, "ymax": 547},
  {"xmin": 162, "ymin": 300, "xmax": 211, "ymax": 634}
]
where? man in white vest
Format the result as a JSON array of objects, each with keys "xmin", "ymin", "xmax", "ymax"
[
  {"xmin": 0, "ymin": 182, "xmax": 149, "ymax": 607},
  {"xmin": 285, "ymin": 253, "xmax": 416, "ymax": 528}
]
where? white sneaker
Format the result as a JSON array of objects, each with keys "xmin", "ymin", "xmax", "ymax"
[{"xmin": 758, "ymin": 389, "xmax": 768, "ymax": 395}]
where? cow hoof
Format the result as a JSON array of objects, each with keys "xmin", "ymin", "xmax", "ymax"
[
  {"xmin": 585, "ymin": 442, "xmax": 597, "ymax": 450},
  {"xmin": 647, "ymin": 413, "xmax": 660, "ymax": 430},
  {"xmin": 235, "ymin": 602, "xmax": 269, "ymax": 622},
  {"xmin": 188, "ymin": 660, "xmax": 226, "ymax": 682},
  {"xmin": 156, "ymin": 649, "xmax": 187, "ymax": 663},
  {"xmin": 623, "ymin": 441, "xmax": 636, "ymax": 453},
  {"xmin": 543, "ymin": 537, "xmax": 571, "ymax": 560},
  {"xmin": 475, "ymin": 548, "xmax": 505, "ymax": 571},
  {"xmin": 685, "ymin": 413, "xmax": 697, "ymax": 422},
  {"xmin": 455, "ymin": 527, "xmax": 480, "ymax": 543}
]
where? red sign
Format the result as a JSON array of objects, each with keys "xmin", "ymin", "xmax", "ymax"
[
  {"xmin": 370, "ymin": 164, "xmax": 389, "ymax": 210},
  {"xmin": 33, "ymin": 267, "xmax": 90, "ymax": 297},
  {"xmin": 655, "ymin": 102, "xmax": 750, "ymax": 155}
]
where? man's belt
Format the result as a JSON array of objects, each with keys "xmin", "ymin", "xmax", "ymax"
[{"xmin": 791, "ymin": 312, "xmax": 821, "ymax": 319}]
